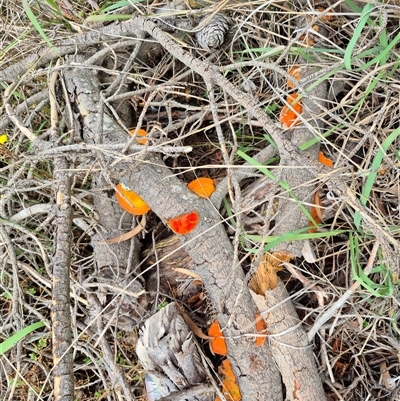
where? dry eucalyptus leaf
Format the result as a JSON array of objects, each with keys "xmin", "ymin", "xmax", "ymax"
[{"xmin": 248, "ymin": 251, "xmax": 293, "ymax": 294}]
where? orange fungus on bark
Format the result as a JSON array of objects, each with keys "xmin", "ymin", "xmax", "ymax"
[
  {"xmin": 128, "ymin": 128, "xmax": 148, "ymax": 145},
  {"xmin": 280, "ymin": 93, "xmax": 302, "ymax": 128},
  {"xmin": 287, "ymin": 65, "xmax": 301, "ymax": 89},
  {"xmin": 215, "ymin": 359, "xmax": 242, "ymax": 401},
  {"xmin": 208, "ymin": 320, "xmax": 228, "ymax": 356},
  {"xmin": 115, "ymin": 183, "xmax": 151, "ymax": 215},
  {"xmin": 167, "ymin": 211, "xmax": 199, "ymax": 235},
  {"xmin": 318, "ymin": 151, "xmax": 333, "ymax": 167},
  {"xmin": 187, "ymin": 177, "xmax": 216, "ymax": 198}
]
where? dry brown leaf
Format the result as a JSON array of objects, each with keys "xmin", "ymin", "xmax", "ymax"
[
  {"xmin": 380, "ymin": 361, "xmax": 396, "ymax": 390},
  {"xmin": 309, "ymin": 190, "xmax": 323, "ymax": 233},
  {"xmin": 301, "ymin": 240, "xmax": 316, "ymax": 263},
  {"xmin": 248, "ymin": 251, "xmax": 293, "ymax": 294}
]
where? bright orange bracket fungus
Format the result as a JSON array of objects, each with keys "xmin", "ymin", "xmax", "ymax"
[
  {"xmin": 129, "ymin": 128, "xmax": 148, "ymax": 145},
  {"xmin": 208, "ymin": 320, "xmax": 228, "ymax": 356},
  {"xmin": 188, "ymin": 177, "xmax": 216, "ymax": 198},
  {"xmin": 115, "ymin": 183, "xmax": 150, "ymax": 215},
  {"xmin": 215, "ymin": 359, "xmax": 242, "ymax": 401},
  {"xmin": 318, "ymin": 151, "xmax": 333, "ymax": 167},
  {"xmin": 280, "ymin": 93, "xmax": 302, "ymax": 128},
  {"xmin": 167, "ymin": 211, "xmax": 199, "ymax": 235}
]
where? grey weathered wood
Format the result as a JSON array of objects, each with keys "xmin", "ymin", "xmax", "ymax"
[
  {"xmin": 252, "ymin": 284, "xmax": 327, "ymax": 401},
  {"xmin": 63, "ymin": 60, "xmax": 147, "ymax": 331},
  {"xmin": 52, "ymin": 156, "xmax": 74, "ymax": 401},
  {"xmin": 273, "ymin": 66, "xmax": 327, "ymax": 257},
  {"xmin": 136, "ymin": 302, "xmax": 212, "ymax": 400},
  {"xmin": 123, "ymin": 155, "xmax": 283, "ymax": 401}
]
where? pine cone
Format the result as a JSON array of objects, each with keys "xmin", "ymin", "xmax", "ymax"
[{"xmin": 195, "ymin": 13, "xmax": 230, "ymax": 51}]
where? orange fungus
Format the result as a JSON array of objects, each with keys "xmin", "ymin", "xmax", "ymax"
[
  {"xmin": 280, "ymin": 93, "xmax": 302, "ymax": 128},
  {"xmin": 167, "ymin": 211, "xmax": 199, "ymax": 235},
  {"xmin": 208, "ymin": 320, "xmax": 228, "ymax": 356},
  {"xmin": 188, "ymin": 177, "xmax": 216, "ymax": 198},
  {"xmin": 254, "ymin": 313, "xmax": 268, "ymax": 346},
  {"xmin": 215, "ymin": 359, "xmax": 242, "ymax": 401},
  {"xmin": 129, "ymin": 128, "xmax": 148, "ymax": 145},
  {"xmin": 318, "ymin": 151, "xmax": 333, "ymax": 167},
  {"xmin": 115, "ymin": 183, "xmax": 150, "ymax": 215}
]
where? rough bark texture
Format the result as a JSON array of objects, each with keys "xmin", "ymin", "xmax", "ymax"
[
  {"xmin": 51, "ymin": 156, "xmax": 74, "ymax": 401},
  {"xmin": 136, "ymin": 302, "xmax": 212, "ymax": 400},
  {"xmin": 273, "ymin": 66, "xmax": 327, "ymax": 257},
  {"xmin": 123, "ymin": 155, "xmax": 283, "ymax": 401},
  {"xmin": 253, "ymin": 284, "xmax": 326, "ymax": 401}
]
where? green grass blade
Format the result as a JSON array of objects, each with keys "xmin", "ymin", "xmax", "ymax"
[
  {"xmin": 354, "ymin": 126, "xmax": 400, "ymax": 228},
  {"xmin": 344, "ymin": 0, "xmax": 362, "ymax": 12},
  {"xmin": 0, "ymin": 321, "xmax": 45, "ymax": 355},
  {"xmin": 344, "ymin": 3, "xmax": 374, "ymax": 71},
  {"xmin": 354, "ymin": 31, "xmax": 400, "ymax": 71},
  {"xmin": 102, "ymin": 0, "xmax": 142, "ymax": 12},
  {"xmin": 22, "ymin": 0, "xmax": 57, "ymax": 52},
  {"xmin": 350, "ymin": 234, "xmax": 391, "ymax": 296},
  {"xmin": 242, "ymin": 229, "xmax": 348, "ymax": 253}
]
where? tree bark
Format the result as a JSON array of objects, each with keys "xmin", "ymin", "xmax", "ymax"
[{"xmin": 51, "ymin": 156, "xmax": 74, "ymax": 401}]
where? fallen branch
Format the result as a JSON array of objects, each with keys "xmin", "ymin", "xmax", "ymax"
[{"xmin": 51, "ymin": 155, "xmax": 74, "ymax": 401}]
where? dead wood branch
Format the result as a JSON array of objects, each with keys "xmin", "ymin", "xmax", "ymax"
[
  {"xmin": 263, "ymin": 283, "xmax": 326, "ymax": 400},
  {"xmin": 122, "ymin": 154, "xmax": 283, "ymax": 401},
  {"xmin": 61, "ymin": 41, "xmax": 285, "ymax": 398},
  {"xmin": 0, "ymin": 18, "xmax": 161, "ymax": 83},
  {"xmin": 51, "ymin": 156, "xmax": 74, "ymax": 401},
  {"xmin": 273, "ymin": 65, "xmax": 327, "ymax": 257},
  {"xmin": 158, "ymin": 384, "xmax": 215, "ymax": 401},
  {"xmin": 60, "ymin": 15, "xmax": 331, "ymax": 401},
  {"xmin": 63, "ymin": 60, "xmax": 148, "ymax": 331}
]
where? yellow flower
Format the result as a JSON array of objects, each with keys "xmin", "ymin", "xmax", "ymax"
[{"xmin": 0, "ymin": 134, "xmax": 8, "ymax": 144}]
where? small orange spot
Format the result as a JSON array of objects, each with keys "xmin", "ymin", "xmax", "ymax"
[
  {"xmin": 288, "ymin": 66, "xmax": 301, "ymax": 89},
  {"xmin": 115, "ymin": 183, "xmax": 150, "ymax": 215},
  {"xmin": 215, "ymin": 360, "xmax": 242, "ymax": 401},
  {"xmin": 188, "ymin": 177, "xmax": 216, "ymax": 198},
  {"xmin": 280, "ymin": 93, "xmax": 302, "ymax": 128},
  {"xmin": 318, "ymin": 151, "xmax": 333, "ymax": 167},
  {"xmin": 167, "ymin": 211, "xmax": 199, "ymax": 235},
  {"xmin": 317, "ymin": 6, "xmax": 334, "ymax": 22},
  {"xmin": 129, "ymin": 128, "xmax": 148, "ymax": 145},
  {"xmin": 255, "ymin": 313, "xmax": 268, "ymax": 346},
  {"xmin": 299, "ymin": 34, "xmax": 315, "ymax": 47},
  {"xmin": 208, "ymin": 320, "xmax": 228, "ymax": 356}
]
